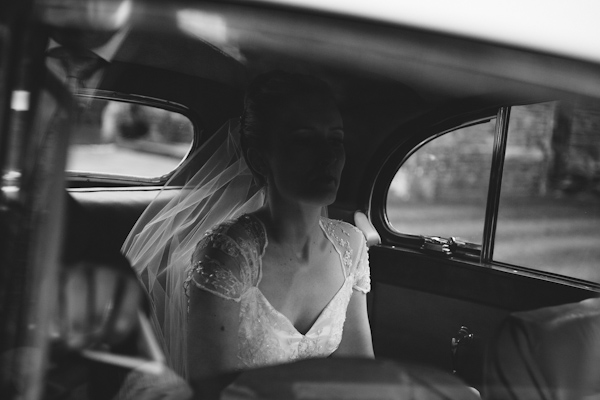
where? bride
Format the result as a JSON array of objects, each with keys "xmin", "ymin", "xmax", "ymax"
[{"xmin": 123, "ymin": 71, "xmax": 373, "ymax": 395}]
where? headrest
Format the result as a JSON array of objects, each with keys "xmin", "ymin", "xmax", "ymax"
[{"xmin": 484, "ymin": 297, "xmax": 600, "ymax": 400}]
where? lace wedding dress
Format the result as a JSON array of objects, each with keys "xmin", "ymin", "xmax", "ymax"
[{"xmin": 184, "ymin": 214, "xmax": 370, "ymax": 369}]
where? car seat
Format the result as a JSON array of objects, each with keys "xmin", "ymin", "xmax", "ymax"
[{"xmin": 483, "ymin": 297, "xmax": 600, "ymax": 400}]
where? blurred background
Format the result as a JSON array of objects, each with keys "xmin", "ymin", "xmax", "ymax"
[{"xmin": 387, "ymin": 100, "xmax": 600, "ymax": 283}]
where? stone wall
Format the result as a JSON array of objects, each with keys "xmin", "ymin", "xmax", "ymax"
[{"xmin": 389, "ymin": 100, "xmax": 600, "ymax": 202}]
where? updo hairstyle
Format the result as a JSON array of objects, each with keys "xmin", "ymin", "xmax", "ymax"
[{"xmin": 239, "ymin": 70, "xmax": 336, "ymax": 185}]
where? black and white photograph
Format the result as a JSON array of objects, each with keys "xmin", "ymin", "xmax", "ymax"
[{"xmin": 1, "ymin": 1, "xmax": 599, "ymax": 399}]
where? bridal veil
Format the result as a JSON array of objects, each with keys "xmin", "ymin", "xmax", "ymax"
[{"xmin": 122, "ymin": 119, "xmax": 264, "ymax": 377}]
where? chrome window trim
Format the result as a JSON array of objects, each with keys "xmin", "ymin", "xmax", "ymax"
[{"xmin": 480, "ymin": 107, "xmax": 510, "ymax": 264}]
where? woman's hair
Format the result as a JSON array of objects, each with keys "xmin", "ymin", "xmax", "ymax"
[{"xmin": 239, "ymin": 70, "xmax": 336, "ymax": 185}]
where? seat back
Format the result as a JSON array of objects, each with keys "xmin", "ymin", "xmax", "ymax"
[
  {"xmin": 66, "ymin": 187, "xmax": 178, "ymax": 262},
  {"xmin": 484, "ymin": 297, "xmax": 600, "ymax": 400}
]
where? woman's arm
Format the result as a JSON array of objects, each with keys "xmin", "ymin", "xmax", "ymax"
[
  {"xmin": 186, "ymin": 233, "xmax": 246, "ymax": 397},
  {"xmin": 332, "ymin": 290, "xmax": 374, "ymax": 358},
  {"xmin": 187, "ymin": 285, "xmax": 242, "ymax": 397},
  {"xmin": 333, "ymin": 226, "xmax": 374, "ymax": 359}
]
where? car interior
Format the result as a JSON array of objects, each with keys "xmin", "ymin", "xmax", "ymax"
[{"xmin": 1, "ymin": 1, "xmax": 600, "ymax": 399}]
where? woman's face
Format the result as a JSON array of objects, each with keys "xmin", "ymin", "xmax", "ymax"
[{"xmin": 262, "ymin": 92, "xmax": 345, "ymax": 207}]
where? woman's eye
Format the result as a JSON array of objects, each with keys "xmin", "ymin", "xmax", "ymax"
[
  {"xmin": 289, "ymin": 133, "xmax": 343, "ymax": 147},
  {"xmin": 329, "ymin": 137, "xmax": 344, "ymax": 146},
  {"xmin": 291, "ymin": 136, "xmax": 315, "ymax": 146}
]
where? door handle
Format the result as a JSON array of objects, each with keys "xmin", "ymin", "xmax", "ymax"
[{"xmin": 451, "ymin": 325, "xmax": 474, "ymax": 375}]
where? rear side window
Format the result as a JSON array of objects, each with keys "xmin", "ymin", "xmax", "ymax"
[
  {"xmin": 386, "ymin": 120, "xmax": 495, "ymax": 244},
  {"xmin": 67, "ymin": 96, "xmax": 194, "ymax": 179},
  {"xmin": 384, "ymin": 100, "xmax": 600, "ymax": 284}
]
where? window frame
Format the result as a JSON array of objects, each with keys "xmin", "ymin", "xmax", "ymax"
[
  {"xmin": 382, "ymin": 115, "xmax": 497, "ymax": 254},
  {"xmin": 66, "ymin": 90, "xmax": 202, "ymax": 188},
  {"xmin": 370, "ymin": 105, "xmax": 600, "ymax": 289},
  {"xmin": 369, "ymin": 107, "xmax": 499, "ymax": 253}
]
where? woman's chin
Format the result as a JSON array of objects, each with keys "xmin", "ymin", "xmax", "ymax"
[{"xmin": 298, "ymin": 187, "xmax": 339, "ymax": 207}]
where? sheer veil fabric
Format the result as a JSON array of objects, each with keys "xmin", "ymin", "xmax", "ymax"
[{"xmin": 122, "ymin": 119, "xmax": 265, "ymax": 377}]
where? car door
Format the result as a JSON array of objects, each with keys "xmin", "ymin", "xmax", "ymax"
[{"xmin": 365, "ymin": 101, "xmax": 600, "ymax": 391}]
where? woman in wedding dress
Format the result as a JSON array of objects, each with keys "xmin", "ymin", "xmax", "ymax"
[{"xmin": 123, "ymin": 71, "xmax": 373, "ymax": 396}]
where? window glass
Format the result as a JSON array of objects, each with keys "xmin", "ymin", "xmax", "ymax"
[
  {"xmin": 495, "ymin": 101, "xmax": 600, "ymax": 283},
  {"xmin": 66, "ymin": 98, "xmax": 194, "ymax": 178},
  {"xmin": 386, "ymin": 120, "xmax": 495, "ymax": 243}
]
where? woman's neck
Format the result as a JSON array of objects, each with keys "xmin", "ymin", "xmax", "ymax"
[{"xmin": 256, "ymin": 198, "xmax": 325, "ymax": 254}]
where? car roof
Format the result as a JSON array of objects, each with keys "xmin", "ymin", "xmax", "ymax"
[
  {"xmin": 93, "ymin": 1, "xmax": 597, "ymax": 137},
  {"xmin": 109, "ymin": 1, "xmax": 600, "ymax": 102},
  {"xmin": 42, "ymin": 1, "xmax": 600, "ymax": 108},
  {"xmin": 258, "ymin": 0, "xmax": 600, "ymax": 64}
]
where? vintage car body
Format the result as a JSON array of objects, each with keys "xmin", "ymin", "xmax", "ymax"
[{"xmin": 1, "ymin": 1, "xmax": 599, "ymax": 399}]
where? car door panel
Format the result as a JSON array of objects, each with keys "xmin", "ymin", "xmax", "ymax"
[{"xmin": 368, "ymin": 246, "xmax": 597, "ymax": 389}]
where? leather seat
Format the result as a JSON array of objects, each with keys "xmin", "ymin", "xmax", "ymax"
[
  {"xmin": 67, "ymin": 187, "xmax": 177, "ymax": 258},
  {"xmin": 484, "ymin": 297, "xmax": 600, "ymax": 400},
  {"xmin": 61, "ymin": 188, "xmax": 175, "ymax": 399}
]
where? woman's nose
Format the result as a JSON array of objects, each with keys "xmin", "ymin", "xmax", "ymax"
[{"xmin": 320, "ymin": 142, "xmax": 341, "ymax": 166}]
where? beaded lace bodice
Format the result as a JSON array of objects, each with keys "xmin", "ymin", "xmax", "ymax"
[{"xmin": 184, "ymin": 214, "xmax": 370, "ymax": 370}]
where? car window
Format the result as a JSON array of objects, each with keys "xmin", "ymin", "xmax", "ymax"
[
  {"xmin": 66, "ymin": 97, "xmax": 194, "ymax": 179},
  {"xmin": 495, "ymin": 101, "xmax": 600, "ymax": 283},
  {"xmin": 386, "ymin": 120, "xmax": 495, "ymax": 244}
]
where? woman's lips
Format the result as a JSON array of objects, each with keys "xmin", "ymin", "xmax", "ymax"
[{"xmin": 312, "ymin": 175, "xmax": 337, "ymax": 185}]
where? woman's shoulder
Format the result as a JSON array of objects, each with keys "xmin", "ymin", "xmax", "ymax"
[
  {"xmin": 320, "ymin": 217, "xmax": 366, "ymax": 250},
  {"xmin": 321, "ymin": 217, "xmax": 371, "ymax": 292},
  {"xmin": 197, "ymin": 214, "xmax": 267, "ymax": 256},
  {"xmin": 187, "ymin": 214, "xmax": 265, "ymax": 300}
]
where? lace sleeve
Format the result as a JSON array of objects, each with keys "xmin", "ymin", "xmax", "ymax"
[
  {"xmin": 353, "ymin": 235, "xmax": 371, "ymax": 294},
  {"xmin": 184, "ymin": 231, "xmax": 247, "ymax": 302}
]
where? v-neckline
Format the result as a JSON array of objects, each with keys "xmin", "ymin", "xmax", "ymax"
[
  {"xmin": 246, "ymin": 214, "xmax": 348, "ymax": 336},
  {"xmin": 253, "ymin": 277, "xmax": 350, "ymax": 336}
]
